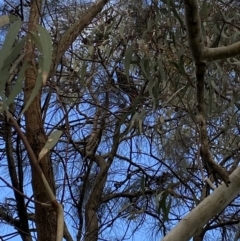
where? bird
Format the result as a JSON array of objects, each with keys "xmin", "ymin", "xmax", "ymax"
[{"xmin": 115, "ymin": 68, "xmax": 138, "ymax": 102}]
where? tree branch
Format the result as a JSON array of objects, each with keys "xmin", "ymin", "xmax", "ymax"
[
  {"xmin": 203, "ymin": 42, "xmax": 240, "ymax": 61},
  {"xmin": 161, "ymin": 166, "xmax": 240, "ymax": 241},
  {"xmin": 184, "ymin": 0, "xmax": 204, "ymax": 62},
  {"xmin": 184, "ymin": 0, "xmax": 230, "ymax": 185},
  {"xmin": 51, "ymin": 0, "xmax": 110, "ymax": 75},
  {"xmin": 7, "ymin": 112, "xmax": 64, "ymax": 241}
]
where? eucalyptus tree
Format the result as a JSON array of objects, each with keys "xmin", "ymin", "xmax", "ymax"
[{"xmin": 1, "ymin": 0, "xmax": 240, "ymax": 241}]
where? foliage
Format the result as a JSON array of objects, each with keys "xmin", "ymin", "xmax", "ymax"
[
  {"xmin": 1, "ymin": 0, "xmax": 240, "ymax": 241},
  {"xmin": 0, "ymin": 16, "xmax": 52, "ymax": 114}
]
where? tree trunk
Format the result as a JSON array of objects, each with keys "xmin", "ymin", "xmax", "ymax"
[{"xmin": 24, "ymin": 0, "xmax": 57, "ymax": 240}]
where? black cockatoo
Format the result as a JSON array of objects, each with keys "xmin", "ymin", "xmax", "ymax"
[{"xmin": 115, "ymin": 68, "xmax": 138, "ymax": 102}]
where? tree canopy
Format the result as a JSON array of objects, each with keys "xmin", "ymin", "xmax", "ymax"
[{"xmin": 1, "ymin": 0, "xmax": 240, "ymax": 241}]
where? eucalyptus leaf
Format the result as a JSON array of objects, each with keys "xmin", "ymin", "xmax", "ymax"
[
  {"xmin": 4, "ymin": 37, "xmax": 27, "ymax": 69},
  {"xmin": 118, "ymin": 203, "xmax": 133, "ymax": 214},
  {"xmin": 124, "ymin": 45, "xmax": 133, "ymax": 81},
  {"xmin": 0, "ymin": 20, "xmax": 22, "ymax": 71},
  {"xmin": 19, "ymin": 71, "xmax": 44, "ymax": 116},
  {"xmin": 38, "ymin": 130, "xmax": 63, "ymax": 161},
  {"xmin": 6, "ymin": 61, "xmax": 27, "ymax": 106},
  {"xmin": 0, "ymin": 15, "xmax": 11, "ymax": 27},
  {"xmin": 128, "ymin": 214, "xmax": 137, "ymax": 220},
  {"xmin": 30, "ymin": 26, "xmax": 52, "ymax": 85},
  {"xmin": 162, "ymin": 197, "xmax": 171, "ymax": 222},
  {"xmin": 201, "ymin": 0, "xmax": 208, "ymax": 18}
]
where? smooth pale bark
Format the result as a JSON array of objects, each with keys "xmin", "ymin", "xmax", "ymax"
[
  {"xmin": 170, "ymin": 2, "xmax": 240, "ymax": 241},
  {"xmin": 184, "ymin": 0, "xmax": 230, "ymax": 185},
  {"xmin": 184, "ymin": 0, "xmax": 240, "ymax": 62},
  {"xmin": 203, "ymin": 42, "xmax": 240, "ymax": 61},
  {"xmin": 161, "ymin": 167, "xmax": 240, "ymax": 241}
]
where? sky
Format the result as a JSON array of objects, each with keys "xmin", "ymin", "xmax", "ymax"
[{"xmin": 0, "ymin": 1, "xmax": 198, "ymax": 241}]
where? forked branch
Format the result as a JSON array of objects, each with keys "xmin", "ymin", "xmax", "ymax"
[{"xmin": 184, "ymin": 0, "xmax": 230, "ymax": 185}]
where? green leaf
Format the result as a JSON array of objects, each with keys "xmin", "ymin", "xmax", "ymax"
[
  {"xmin": 9, "ymin": 15, "xmax": 20, "ymax": 22},
  {"xmin": 169, "ymin": 0, "xmax": 184, "ymax": 28},
  {"xmin": 148, "ymin": 78, "xmax": 155, "ymax": 99},
  {"xmin": 0, "ymin": 102, "xmax": 3, "ymax": 113},
  {"xmin": 155, "ymin": 191, "xmax": 165, "ymax": 215},
  {"xmin": 162, "ymin": 197, "xmax": 171, "ymax": 222},
  {"xmin": 147, "ymin": 18, "xmax": 153, "ymax": 32},
  {"xmin": 177, "ymin": 82, "xmax": 190, "ymax": 105},
  {"xmin": 19, "ymin": 72, "xmax": 43, "ymax": 116},
  {"xmin": 38, "ymin": 130, "xmax": 63, "ymax": 161},
  {"xmin": 169, "ymin": 61, "xmax": 180, "ymax": 72},
  {"xmin": 140, "ymin": 58, "xmax": 150, "ymax": 79},
  {"xmin": 119, "ymin": 24, "xmax": 125, "ymax": 41},
  {"xmin": 201, "ymin": 1, "xmax": 208, "ymax": 18},
  {"xmin": 179, "ymin": 158, "xmax": 187, "ymax": 171},
  {"xmin": 128, "ymin": 108, "xmax": 146, "ymax": 131},
  {"xmin": 19, "ymin": 26, "xmax": 52, "ymax": 115},
  {"xmin": 0, "ymin": 67, "xmax": 10, "ymax": 96},
  {"xmin": 0, "ymin": 39, "xmax": 26, "ymax": 97},
  {"xmin": 158, "ymin": 58, "xmax": 164, "ymax": 79},
  {"xmin": 159, "ymin": 8, "xmax": 169, "ymax": 15},
  {"xmin": 221, "ymin": 25, "xmax": 230, "ymax": 39},
  {"xmin": 159, "ymin": 194, "xmax": 167, "ymax": 216},
  {"xmin": 0, "ymin": 15, "xmax": 10, "ymax": 27},
  {"xmin": 30, "ymin": 26, "xmax": 52, "ymax": 85},
  {"xmin": 98, "ymin": 45, "xmax": 105, "ymax": 52},
  {"xmin": 138, "ymin": 118, "xmax": 143, "ymax": 134},
  {"xmin": 4, "ymin": 37, "xmax": 27, "ymax": 69},
  {"xmin": 133, "ymin": 109, "xmax": 146, "ymax": 122},
  {"xmin": 36, "ymin": 25, "xmax": 52, "ymax": 56},
  {"xmin": 128, "ymin": 214, "xmax": 137, "ymax": 220},
  {"xmin": 0, "ymin": 20, "xmax": 22, "ymax": 70},
  {"xmin": 0, "ymin": 15, "xmax": 19, "ymax": 27},
  {"xmin": 124, "ymin": 45, "xmax": 133, "ymax": 81},
  {"xmin": 6, "ymin": 61, "xmax": 27, "ymax": 106},
  {"xmin": 118, "ymin": 203, "xmax": 133, "ymax": 214},
  {"xmin": 9, "ymin": 53, "xmax": 26, "ymax": 77},
  {"xmin": 80, "ymin": 63, "xmax": 87, "ymax": 86},
  {"xmin": 0, "ymin": 44, "xmax": 27, "ymax": 105},
  {"xmin": 88, "ymin": 46, "xmax": 94, "ymax": 55},
  {"xmin": 178, "ymin": 56, "xmax": 186, "ymax": 75}
]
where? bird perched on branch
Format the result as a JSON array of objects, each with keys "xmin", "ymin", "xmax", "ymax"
[{"xmin": 115, "ymin": 68, "xmax": 139, "ymax": 102}]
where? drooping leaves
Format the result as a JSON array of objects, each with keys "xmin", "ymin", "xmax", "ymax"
[
  {"xmin": 38, "ymin": 130, "xmax": 63, "ymax": 161},
  {"xmin": 20, "ymin": 26, "xmax": 53, "ymax": 116}
]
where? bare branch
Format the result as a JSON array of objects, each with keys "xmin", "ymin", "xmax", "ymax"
[{"xmin": 51, "ymin": 0, "xmax": 110, "ymax": 75}]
